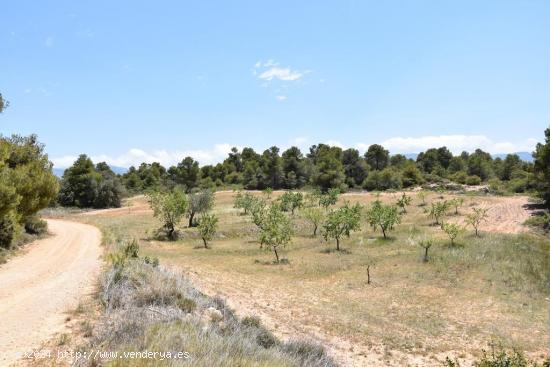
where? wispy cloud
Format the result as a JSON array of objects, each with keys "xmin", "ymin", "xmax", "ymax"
[
  {"xmin": 253, "ymin": 60, "xmax": 310, "ymax": 100},
  {"xmin": 52, "ymin": 144, "xmax": 238, "ymax": 169},
  {"xmin": 357, "ymin": 135, "xmax": 539, "ymax": 154}
]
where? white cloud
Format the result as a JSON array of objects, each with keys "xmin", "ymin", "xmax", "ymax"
[
  {"xmin": 276, "ymin": 95, "xmax": 287, "ymax": 101},
  {"xmin": 258, "ymin": 67, "xmax": 302, "ymax": 82},
  {"xmin": 289, "ymin": 137, "xmax": 309, "ymax": 146},
  {"xmin": 370, "ymin": 135, "xmax": 538, "ymax": 154},
  {"xmin": 52, "ymin": 144, "xmax": 238, "ymax": 169},
  {"xmin": 253, "ymin": 60, "xmax": 305, "ymax": 82}
]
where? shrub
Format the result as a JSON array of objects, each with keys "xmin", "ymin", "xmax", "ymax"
[
  {"xmin": 429, "ymin": 201, "xmax": 450, "ymax": 225},
  {"xmin": 259, "ymin": 203, "xmax": 293, "ymax": 263},
  {"xmin": 0, "ymin": 212, "xmax": 20, "ymax": 249},
  {"xmin": 363, "ymin": 168, "xmax": 402, "ymax": 191},
  {"xmin": 524, "ymin": 213, "xmax": 550, "ymax": 233},
  {"xmin": 441, "ymin": 222, "xmax": 462, "ymax": 246},
  {"xmin": 279, "ymin": 191, "xmax": 304, "ymax": 214},
  {"xmin": 24, "ymin": 215, "xmax": 48, "ymax": 235},
  {"xmin": 466, "ymin": 175, "xmax": 482, "ymax": 186},
  {"xmin": 466, "ymin": 207, "xmax": 489, "ymax": 236}
]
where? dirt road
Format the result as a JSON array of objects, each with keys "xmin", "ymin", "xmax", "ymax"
[{"xmin": 0, "ymin": 220, "xmax": 101, "ymax": 366}]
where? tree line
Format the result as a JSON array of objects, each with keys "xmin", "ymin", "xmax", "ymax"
[{"xmin": 119, "ymin": 144, "xmax": 536, "ymax": 195}]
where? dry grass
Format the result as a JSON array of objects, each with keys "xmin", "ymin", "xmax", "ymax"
[{"xmin": 75, "ymin": 191, "xmax": 550, "ymax": 366}]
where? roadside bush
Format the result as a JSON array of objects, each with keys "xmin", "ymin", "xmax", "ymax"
[
  {"xmin": 24, "ymin": 215, "xmax": 48, "ymax": 235},
  {"xmin": 0, "ymin": 213, "xmax": 20, "ymax": 249}
]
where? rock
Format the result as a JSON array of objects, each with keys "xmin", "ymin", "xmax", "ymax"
[{"xmin": 206, "ymin": 307, "xmax": 223, "ymax": 322}]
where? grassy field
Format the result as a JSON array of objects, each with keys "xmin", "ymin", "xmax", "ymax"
[{"xmin": 75, "ymin": 190, "xmax": 550, "ymax": 366}]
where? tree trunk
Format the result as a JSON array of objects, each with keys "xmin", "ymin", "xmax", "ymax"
[
  {"xmin": 203, "ymin": 237, "xmax": 208, "ymax": 249},
  {"xmin": 274, "ymin": 247, "xmax": 279, "ymax": 263},
  {"xmin": 188, "ymin": 212, "xmax": 195, "ymax": 227},
  {"xmin": 423, "ymin": 247, "xmax": 429, "ymax": 262},
  {"xmin": 313, "ymin": 224, "xmax": 318, "ymax": 237},
  {"xmin": 382, "ymin": 227, "xmax": 387, "ymax": 239},
  {"xmin": 336, "ymin": 237, "xmax": 340, "ymax": 251},
  {"xmin": 167, "ymin": 224, "xmax": 175, "ymax": 240}
]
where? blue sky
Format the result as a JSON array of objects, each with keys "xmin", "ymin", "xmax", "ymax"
[{"xmin": 1, "ymin": 1, "xmax": 549, "ymax": 168}]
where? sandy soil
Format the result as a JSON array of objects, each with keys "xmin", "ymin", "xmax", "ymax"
[
  {"xmin": 0, "ymin": 220, "xmax": 101, "ymax": 366},
  {"xmin": 455, "ymin": 196, "xmax": 532, "ymax": 234}
]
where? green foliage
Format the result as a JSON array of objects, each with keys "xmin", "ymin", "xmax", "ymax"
[
  {"xmin": 148, "ymin": 189, "xmax": 188, "ymax": 240},
  {"xmin": 187, "ymin": 189, "xmax": 214, "ymax": 227},
  {"xmin": 429, "ymin": 201, "xmax": 450, "ymax": 225},
  {"xmin": 24, "ymin": 215, "xmax": 47, "ymax": 235},
  {"xmin": 317, "ymin": 188, "xmax": 340, "ymax": 210},
  {"xmin": 59, "ymin": 156, "xmax": 123, "ymax": 208},
  {"xmin": 441, "ymin": 222, "xmax": 462, "ymax": 246},
  {"xmin": 233, "ymin": 191, "xmax": 256, "ymax": 215},
  {"xmin": 279, "ymin": 191, "xmax": 304, "ymax": 214},
  {"xmin": 366, "ymin": 200, "xmax": 401, "ymax": 238},
  {"xmin": 444, "ymin": 347, "xmax": 549, "ymax": 367},
  {"xmin": 309, "ymin": 144, "xmax": 346, "ymax": 191},
  {"xmin": 198, "ymin": 213, "xmax": 218, "ymax": 249},
  {"xmin": 524, "ymin": 213, "xmax": 550, "ymax": 233},
  {"xmin": 450, "ymin": 197, "xmax": 464, "ymax": 214},
  {"xmin": 418, "ymin": 237, "xmax": 434, "ymax": 262},
  {"xmin": 466, "ymin": 207, "xmax": 489, "ymax": 236},
  {"xmin": 0, "ymin": 93, "xmax": 8, "ymax": 113},
  {"xmin": 363, "ymin": 168, "xmax": 402, "ymax": 191},
  {"xmin": 534, "ymin": 128, "xmax": 550, "ymax": 204},
  {"xmin": 466, "ymin": 175, "xmax": 482, "ymax": 186},
  {"xmin": 0, "ymin": 134, "xmax": 59, "ymax": 248},
  {"xmin": 396, "ymin": 192, "xmax": 412, "ymax": 213},
  {"xmin": 259, "ymin": 203, "xmax": 293, "ymax": 262},
  {"xmin": 301, "ymin": 206, "xmax": 324, "ymax": 236},
  {"xmin": 342, "ymin": 148, "xmax": 369, "ymax": 187},
  {"xmin": 322, "ymin": 201, "xmax": 362, "ymax": 250},
  {"xmin": 168, "ymin": 156, "xmax": 200, "ymax": 192},
  {"xmin": 364, "ymin": 144, "xmax": 389, "ymax": 170}
]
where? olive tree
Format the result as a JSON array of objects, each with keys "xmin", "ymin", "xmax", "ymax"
[
  {"xmin": 301, "ymin": 206, "xmax": 324, "ymax": 236},
  {"xmin": 279, "ymin": 191, "xmax": 304, "ymax": 214},
  {"xmin": 322, "ymin": 201, "xmax": 362, "ymax": 251},
  {"xmin": 259, "ymin": 203, "xmax": 293, "ymax": 263},
  {"xmin": 148, "ymin": 189, "xmax": 188, "ymax": 240},
  {"xmin": 187, "ymin": 189, "xmax": 214, "ymax": 227},
  {"xmin": 466, "ymin": 207, "xmax": 489, "ymax": 236},
  {"xmin": 366, "ymin": 200, "xmax": 401, "ymax": 239},
  {"xmin": 198, "ymin": 213, "xmax": 218, "ymax": 249}
]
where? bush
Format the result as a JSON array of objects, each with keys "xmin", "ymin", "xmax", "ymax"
[
  {"xmin": 524, "ymin": 213, "xmax": 550, "ymax": 233},
  {"xmin": 444, "ymin": 347, "xmax": 550, "ymax": 367},
  {"xmin": 0, "ymin": 213, "xmax": 20, "ymax": 249},
  {"xmin": 24, "ymin": 215, "xmax": 48, "ymax": 235},
  {"xmin": 466, "ymin": 175, "xmax": 482, "ymax": 186},
  {"xmin": 363, "ymin": 168, "xmax": 402, "ymax": 191}
]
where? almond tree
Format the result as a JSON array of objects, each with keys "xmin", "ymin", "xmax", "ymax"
[
  {"xmin": 322, "ymin": 201, "xmax": 362, "ymax": 251},
  {"xmin": 198, "ymin": 213, "xmax": 218, "ymax": 249},
  {"xmin": 302, "ymin": 206, "xmax": 324, "ymax": 236},
  {"xmin": 259, "ymin": 203, "xmax": 293, "ymax": 263},
  {"xmin": 366, "ymin": 200, "xmax": 401, "ymax": 239},
  {"xmin": 396, "ymin": 192, "xmax": 412, "ymax": 213},
  {"xmin": 466, "ymin": 208, "xmax": 489, "ymax": 236},
  {"xmin": 441, "ymin": 222, "xmax": 462, "ymax": 246},
  {"xmin": 148, "ymin": 189, "xmax": 188, "ymax": 240}
]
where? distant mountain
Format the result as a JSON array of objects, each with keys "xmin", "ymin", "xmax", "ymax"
[
  {"xmin": 394, "ymin": 152, "xmax": 533, "ymax": 162},
  {"xmin": 493, "ymin": 152, "xmax": 534, "ymax": 162},
  {"xmin": 53, "ymin": 165, "xmax": 128, "ymax": 177}
]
